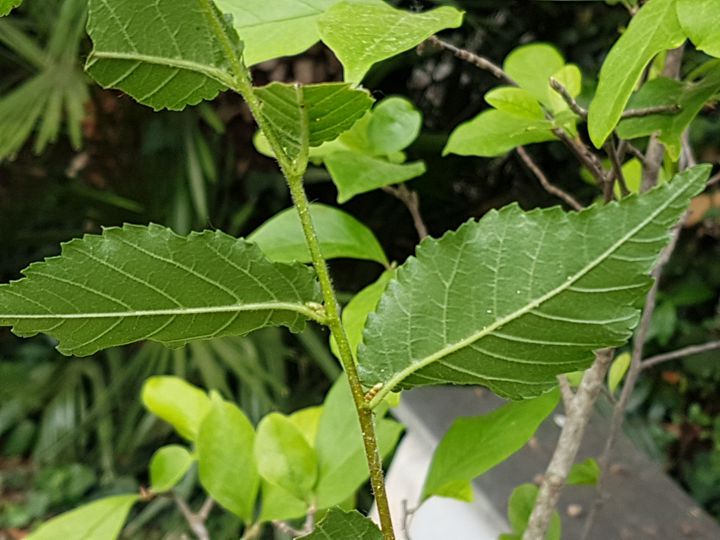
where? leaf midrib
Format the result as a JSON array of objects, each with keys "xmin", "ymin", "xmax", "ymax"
[
  {"xmin": 368, "ymin": 185, "xmax": 688, "ymax": 408},
  {"xmin": 0, "ymin": 302, "xmax": 321, "ymax": 321}
]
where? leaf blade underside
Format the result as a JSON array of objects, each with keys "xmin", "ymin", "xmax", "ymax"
[
  {"xmin": 359, "ymin": 166, "xmax": 709, "ymax": 402},
  {"xmin": 0, "ymin": 224, "xmax": 321, "ymax": 356}
]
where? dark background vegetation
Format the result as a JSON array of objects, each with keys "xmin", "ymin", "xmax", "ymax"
[{"xmin": 1, "ymin": 0, "xmax": 719, "ymax": 537}]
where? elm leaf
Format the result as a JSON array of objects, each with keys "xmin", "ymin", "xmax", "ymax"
[{"xmin": 359, "ymin": 166, "xmax": 709, "ymax": 403}]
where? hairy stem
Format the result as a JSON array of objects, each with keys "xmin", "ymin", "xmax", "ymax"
[{"xmin": 231, "ymin": 60, "xmax": 395, "ymax": 540}]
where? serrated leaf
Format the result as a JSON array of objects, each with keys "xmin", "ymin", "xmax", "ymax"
[
  {"xmin": 0, "ymin": 224, "xmax": 322, "ymax": 356},
  {"xmin": 318, "ymin": 1, "xmax": 464, "ymax": 83},
  {"xmin": 142, "ymin": 376, "xmax": 211, "ymax": 441},
  {"xmin": 297, "ymin": 508, "xmax": 382, "ymax": 540},
  {"xmin": 254, "ymin": 82, "xmax": 373, "ymax": 165},
  {"xmin": 326, "ymin": 152, "xmax": 426, "ymax": 203},
  {"xmin": 422, "ymin": 390, "xmax": 558, "ymax": 501},
  {"xmin": 617, "ymin": 66, "xmax": 720, "ymax": 159},
  {"xmin": 249, "ymin": 204, "xmax": 388, "ymax": 265},
  {"xmin": 255, "ymin": 412, "xmax": 318, "ymax": 502},
  {"xmin": 331, "ymin": 270, "xmax": 395, "ymax": 358},
  {"xmin": 358, "ymin": 166, "xmax": 709, "ymax": 402},
  {"xmin": 587, "ymin": 0, "xmax": 686, "ymax": 147},
  {"xmin": 214, "ymin": 0, "xmax": 381, "ymax": 66},
  {"xmin": 26, "ymin": 494, "xmax": 138, "ymax": 540},
  {"xmin": 677, "ymin": 0, "xmax": 720, "ymax": 58},
  {"xmin": 567, "ymin": 457, "xmax": 601, "ymax": 486},
  {"xmin": 608, "ymin": 352, "xmax": 632, "ymax": 394},
  {"xmin": 85, "ymin": 0, "xmax": 241, "ymax": 111},
  {"xmin": 444, "ymin": 109, "xmax": 556, "ymax": 157},
  {"xmin": 197, "ymin": 394, "xmax": 259, "ymax": 522},
  {"xmin": 150, "ymin": 445, "xmax": 194, "ymax": 492},
  {"xmin": 314, "ymin": 376, "xmax": 403, "ymax": 508},
  {"xmin": 0, "ymin": 0, "xmax": 20, "ymax": 16}
]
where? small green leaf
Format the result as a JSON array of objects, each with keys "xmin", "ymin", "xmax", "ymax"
[
  {"xmin": 677, "ymin": 0, "xmax": 720, "ymax": 58},
  {"xmin": 505, "ymin": 484, "xmax": 561, "ymax": 540},
  {"xmin": 0, "ymin": 0, "xmax": 21, "ymax": 16},
  {"xmin": 587, "ymin": 0, "xmax": 686, "ymax": 147},
  {"xmin": 617, "ymin": 66, "xmax": 720, "ymax": 159},
  {"xmin": 326, "ymin": 152, "xmax": 426, "ymax": 203},
  {"xmin": 249, "ymin": 204, "xmax": 388, "ymax": 265},
  {"xmin": 26, "ymin": 494, "xmax": 138, "ymax": 540},
  {"xmin": 149, "ymin": 445, "xmax": 194, "ymax": 492},
  {"xmin": 255, "ymin": 412, "xmax": 318, "ymax": 502},
  {"xmin": 254, "ymin": 82, "xmax": 373, "ymax": 165},
  {"xmin": 422, "ymin": 390, "xmax": 559, "ymax": 501},
  {"xmin": 290, "ymin": 406, "xmax": 323, "ymax": 447},
  {"xmin": 314, "ymin": 376, "xmax": 403, "ymax": 508},
  {"xmin": 318, "ymin": 1, "xmax": 464, "ymax": 83},
  {"xmin": 197, "ymin": 394, "xmax": 259, "ymax": 522},
  {"xmin": 364, "ymin": 97, "xmax": 423, "ymax": 154},
  {"xmin": 297, "ymin": 507, "xmax": 382, "ymax": 540},
  {"xmin": 0, "ymin": 225, "xmax": 322, "ymax": 356},
  {"xmin": 85, "ymin": 0, "xmax": 241, "ymax": 111},
  {"xmin": 444, "ymin": 110, "xmax": 556, "ymax": 157},
  {"xmin": 567, "ymin": 457, "xmax": 601, "ymax": 486},
  {"xmin": 504, "ymin": 44, "xmax": 565, "ymax": 107},
  {"xmin": 258, "ymin": 479, "xmax": 308, "ymax": 522},
  {"xmin": 331, "ymin": 270, "xmax": 395, "ymax": 358},
  {"xmin": 608, "ymin": 352, "xmax": 632, "ymax": 394},
  {"xmin": 359, "ymin": 166, "xmax": 709, "ymax": 402},
  {"xmin": 142, "ymin": 376, "xmax": 211, "ymax": 441},
  {"xmin": 484, "ymin": 87, "xmax": 545, "ymax": 120}
]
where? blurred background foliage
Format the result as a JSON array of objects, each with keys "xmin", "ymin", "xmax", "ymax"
[{"xmin": 0, "ymin": 0, "xmax": 718, "ymax": 537}]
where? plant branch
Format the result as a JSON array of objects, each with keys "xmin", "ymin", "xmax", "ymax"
[
  {"xmin": 621, "ymin": 103, "xmax": 681, "ymax": 118},
  {"xmin": 549, "ymin": 78, "xmax": 587, "ymax": 119},
  {"xmin": 558, "ymin": 375, "xmax": 575, "ymax": 413},
  {"xmin": 382, "ymin": 184, "xmax": 429, "ymax": 239},
  {"xmin": 642, "ymin": 340, "xmax": 720, "ymax": 370},
  {"xmin": 231, "ymin": 59, "xmax": 396, "ymax": 540},
  {"xmin": 605, "ymin": 138, "xmax": 630, "ymax": 197},
  {"xmin": 516, "ymin": 146, "xmax": 583, "ymax": 210},
  {"xmin": 708, "ymin": 171, "xmax": 720, "ymax": 187},
  {"xmin": 523, "ymin": 349, "xmax": 615, "ymax": 540},
  {"xmin": 174, "ymin": 495, "xmax": 211, "ymax": 540},
  {"xmin": 425, "ymin": 35, "xmax": 516, "ymax": 85}
]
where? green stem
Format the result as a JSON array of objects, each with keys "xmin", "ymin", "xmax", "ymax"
[{"xmin": 229, "ymin": 51, "xmax": 396, "ymax": 540}]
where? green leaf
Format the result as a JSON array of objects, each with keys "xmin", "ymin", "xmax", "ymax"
[
  {"xmin": 214, "ymin": 0, "xmax": 380, "ymax": 66},
  {"xmin": 0, "ymin": 0, "xmax": 21, "ymax": 16},
  {"xmin": 617, "ymin": 67, "xmax": 720, "ymax": 159},
  {"xmin": 358, "ymin": 166, "xmax": 709, "ymax": 402},
  {"xmin": 142, "ymin": 376, "xmax": 211, "ymax": 441},
  {"xmin": 504, "ymin": 44, "xmax": 565, "ymax": 108},
  {"xmin": 422, "ymin": 390, "xmax": 559, "ymax": 501},
  {"xmin": 608, "ymin": 352, "xmax": 632, "ymax": 394},
  {"xmin": 197, "ymin": 394, "xmax": 259, "ymax": 522},
  {"xmin": 326, "ymin": 152, "xmax": 426, "ymax": 203},
  {"xmin": 364, "ymin": 96, "xmax": 423, "ymax": 154},
  {"xmin": 290, "ymin": 406, "xmax": 323, "ymax": 446},
  {"xmin": 297, "ymin": 508, "xmax": 382, "ymax": 540},
  {"xmin": 255, "ymin": 412, "xmax": 318, "ymax": 502},
  {"xmin": 85, "ymin": 0, "xmax": 241, "ymax": 111},
  {"xmin": 505, "ymin": 484, "xmax": 561, "ymax": 540},
  {"xmin": 0, "ymin": 224, "xmax": 322, "ymax": 356},
  {"xmin": 331, "ymin": 270, "xmax": 395, "ymax": 358},
  {"xmin": 444, "ymin": 110, "xmax": 556, "ymax": 157},
  {"xmin": 314, "ymin": 376, "xmax": 403, "ymax": 507},
  {"xmin": 587, "ymin": 0, "xmax": 686, "ymax": 147},
  {"xmin": 258, "ymin": 479, "xmax": 308, "ymax": 522},
  {"xmin": 26, "ymin": 494, "xmax": 138, "ymax": 540},
  {"xmin": 567, "ymin": 457, "xmax": 601, "ymax": 486},
  {"xmin": 677, "ymin": 0, "xmax": 720, "ymax": 57},
  {"xmin": 318, "ymin": 1, "xmax": 464, "ymax": 83},
  {"xmin": 484, "ymin": 87, "xmax": 545, "ymax": 120},
  {"xmin": 249, "ymin": 204, "xmax": 388, "ymax": 265},
  {"xmin": 254, "ymin": 82, "xmax": 373, "ymax": 165},
  {"xmin": 149, "ymin": 445, "xmax": 194, "ymax": 492}
]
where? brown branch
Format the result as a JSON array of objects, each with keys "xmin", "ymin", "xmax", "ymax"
[
  {"xmin": 549, "ymin": 78, "xmax": 587, "ymax": 119},
  {"xmin": 523, "ymin": 350, "xmax": 615, "ymax": 540},
  {"xmin": 708, "ymin": 171, "xmax": 720, "ymax": 187},
  {"xmin": 382, "ymin": 184, "xmax": 429, "ymax": 240},
  {"xmin": 174, "ymin": 495, "xmax": 211, "ymax": 540},
  {"xmin": 516, "ymin": 146, "xmax": 583, "ymax": 210},
  {"xmin": 425, "ymin": 35, "xmax": 516, "ymax": 85},
  {"xmin": 605, "ymin": 138, "xmax": 630, "ymax": 197},
  {"xmin": 558, "ymin": 375, "xmax": 576, "ymax": 413},
  {"xmin": 623, "ymin": 141, "xmax": 646, "ymax": 164},
  {"xmin": 642, "ymin": 340, "xmax": 720, "ymax": 370},
  {"xmin": 621, "ymin": 103, "xmax": 681, "ymax": 119}
]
